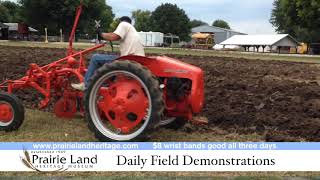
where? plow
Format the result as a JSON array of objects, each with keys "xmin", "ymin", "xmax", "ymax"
[{"xmin": 0, "ymin": 4, "xmax": 205, "ymax": 141}]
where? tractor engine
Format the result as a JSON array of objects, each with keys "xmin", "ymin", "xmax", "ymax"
[
  {"xmin": 164, "ymin": 77, "xmax": 195, "ymax": 120},
  {"xmin": 119, "ymin": 55, "xmax": 205, "ymax": 121},
  {"xmin": 166, "ymin": 78, "xmax": 192, "ymax": 101}
]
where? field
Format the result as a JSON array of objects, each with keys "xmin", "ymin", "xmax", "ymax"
[
  {"xmin": 1, "ymin": 42, "xmax": 320, "ymax": 177},
  {"xmin": 1, "ymin": 43, "xmax": 320, "ymax": 143}
]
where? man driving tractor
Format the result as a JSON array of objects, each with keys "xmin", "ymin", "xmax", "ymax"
[{"xmin": 71, "ymin": 16, "xmax": 145, "ymax": 91}]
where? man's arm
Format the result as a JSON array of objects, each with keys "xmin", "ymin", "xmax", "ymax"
[{"xmin": 101, "ymin": 33, "xmax": 121, "ymax": 41}]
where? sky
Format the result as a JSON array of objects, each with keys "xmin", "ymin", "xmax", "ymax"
[
  {"xmin": 108, "ymin": 0, "xmax": 276, "ymax": 35},
  {"xmin": 8, "ymin": 0, "xmax": 276, "ymax": 34}
]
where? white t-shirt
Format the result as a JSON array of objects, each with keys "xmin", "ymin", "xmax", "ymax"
[{"xmin": 114, "ymin": 22, "xmax": 145, "ymax": 56}]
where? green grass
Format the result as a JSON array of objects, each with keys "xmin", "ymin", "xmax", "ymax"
[
  {"xmin": 1, "ymin": 40, "xmax": 320, "ymax": 63},
  {"xmin": 0, "ymin": 109, "xmax": 262, "ymax": 142}
]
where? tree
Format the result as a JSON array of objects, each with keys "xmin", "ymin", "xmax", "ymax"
[
  {"xmin": 270, "ymin": 0, "xmax": 298, "ymax": 36},
  {"xmin": 108, "ymin": 18, "xmax": 120, "ymax": 32},
  {"xmin": 150, "ymin": 3, "xmax": 191, "ymax": 41},
  {"xmin": 1, "ymin": 1, "xmax": 22, "ymax": 22},
  {"xmin": 19, "ymin": 0, "xmax": 114, "ymax": 41},
  {"xmin": 270, "ymin": 0, "xmax": 320, "ymax": 43},
  {"xmin": 189, "ymin": 19, "xmax": 208, "ymax": 28},
  {"xmin": 132, "ymin": 10, "xmax": 151, "ymax": 32},
  {"xmin": 0, "ymin": 1, "xmax": 22, "ymax": 22},
  {"xmin": 0, "ymin": 4, "xmax": 10, "ymax": 22},
  {"xmin": 212, "ymin": 19, "xmax": 230, "ymax": 29}
]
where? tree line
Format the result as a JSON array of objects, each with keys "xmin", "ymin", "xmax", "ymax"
[
  {"xmin": 4, "ymin": 0, "xmax": 317, "ymax": 43},
  {"xmin": 0, "ymin": 0, "xmax": 231, "ymax": 41}
]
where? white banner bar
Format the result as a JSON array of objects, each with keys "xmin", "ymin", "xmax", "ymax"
[{"xmin": 1, "ymin": 150, "xmax": 320, "ymax": 172}]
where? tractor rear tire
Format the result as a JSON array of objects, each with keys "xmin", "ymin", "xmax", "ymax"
[
  {"xmin": 0, "ymin": 93, "xmax": 25, "ymax": 132},
  {"xmin": 85, "ymin": 60, "xmax": 164, "ymax": 142}
]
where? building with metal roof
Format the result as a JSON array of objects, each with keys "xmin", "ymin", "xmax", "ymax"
[
  {"xmin": 191, "ymin": 25, "xmax": 247, "ymax": 44},
  {"xmin": 220, "ymin": 34, "xmax": 300, "ymax": 53},
  {"xmin": 2, "ymin": 23, "xmax": 39, "ymax": 40},
  {"xmin": 3, "ymin": 23, "xmax": 38, "ymax": 32}
]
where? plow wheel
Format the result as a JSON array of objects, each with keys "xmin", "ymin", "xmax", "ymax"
[
  {"xmin": 85, "ymin": 60, "xmax": 164, "ymax": 142},
  {"xmin": 54, "ymin": 98, "xmax": 77, "ymax": 119},
  {"xmin": 0, "ymin": 93, "xmax": 25, "ymax": 132}
]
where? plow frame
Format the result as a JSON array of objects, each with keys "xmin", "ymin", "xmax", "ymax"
[
  {"xmin": 0, "ymin": 44, "xmax": 104, "ymax": 108},
  {"xmin": 0, "ymin": 4, "xmax": 105, "ymax": 112}
]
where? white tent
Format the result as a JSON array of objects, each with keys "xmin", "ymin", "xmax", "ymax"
[
  {"xmin": 220, "ymin": 34, "xmax": 299, "ymax": 53},
  {"xmin": 220, "ymin": 34, "xmax": 299, "ymax": 47}
]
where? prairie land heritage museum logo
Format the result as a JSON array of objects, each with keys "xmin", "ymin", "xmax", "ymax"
[{"xmin": 20, "ymin": 148, "xmax": 98, "ymax": 172}]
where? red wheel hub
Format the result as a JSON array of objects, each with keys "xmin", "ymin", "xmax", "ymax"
[
  {"xmin": 97, "ymin": 76, "xmax": 149, "ymax": 134},
  {"xmin": 0, "ymin": 103, "xmax": 13, "ymax": 123}
]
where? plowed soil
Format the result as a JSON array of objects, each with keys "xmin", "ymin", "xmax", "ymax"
[{"xmin": 1, "ymin": 46, "xmax": 320, "ymax": 142}]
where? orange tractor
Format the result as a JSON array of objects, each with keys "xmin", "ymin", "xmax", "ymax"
[{"xmin": 0, "ymin": 4, "xmax": 205, "ymax": 141}]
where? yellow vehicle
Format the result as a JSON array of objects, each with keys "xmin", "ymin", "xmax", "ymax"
[
  {"xmin": 192, "ymin": 33, "xmax": 214, "ymax": 49},
  {"xmin": 298, "ymin": 43, "xmax": 308, "ymax": 54},
  {"xmin": 290, "ymin": 43, "xmax": 308, "ymax": 54}
]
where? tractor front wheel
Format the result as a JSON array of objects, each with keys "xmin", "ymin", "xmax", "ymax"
[
  {"xmin": 85, "ymin": 60, "xmax": 164, "ymax": 142},
  {"xmin": 0, "ymin": 93, "xmax": 25, "ymax": 132}
]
